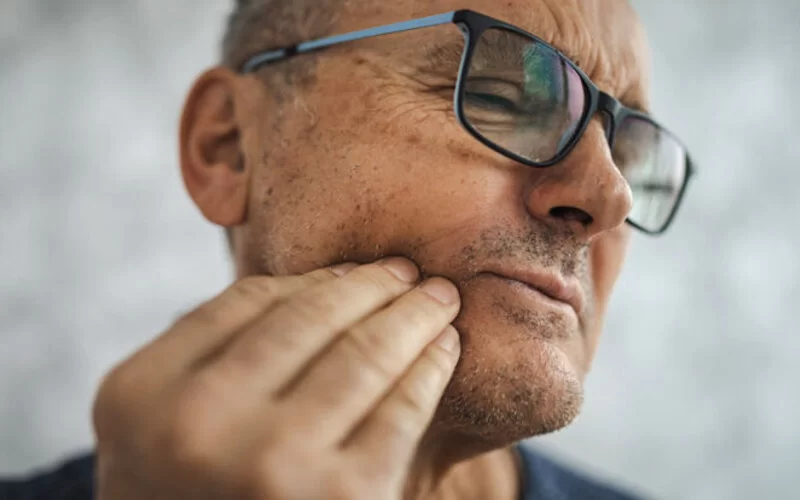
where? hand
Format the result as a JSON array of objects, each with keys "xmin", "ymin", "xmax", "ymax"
[{"xmin": 92, "ymin": 258, "xmax": 462, "ymax": 500}]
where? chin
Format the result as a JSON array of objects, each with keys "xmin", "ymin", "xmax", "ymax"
[{"xmin": 430, "ymin": 275, "xmax": 587, "ymax": 451}]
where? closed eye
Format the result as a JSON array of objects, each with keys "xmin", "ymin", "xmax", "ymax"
[
  {"xmin": 464, "ymin": 77, "xmax": 525, "ymax": 114},
  {"xmin": 467, "ymin": 92, "xmax": 521, "ymax": 113}
]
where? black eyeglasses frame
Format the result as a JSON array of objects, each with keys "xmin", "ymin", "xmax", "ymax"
[{"xmin": 241, "ymin": 9, "xmax": 696, "ymax": 235}]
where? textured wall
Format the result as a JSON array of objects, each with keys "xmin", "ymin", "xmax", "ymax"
[{"xmin": 1, "ymin": 1, "xmax": 798, "ymax": 498}]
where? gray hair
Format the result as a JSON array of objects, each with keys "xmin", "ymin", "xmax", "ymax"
[{"xmin": 221, "ymin": 0, "xmax": 341, "ymax": 88}]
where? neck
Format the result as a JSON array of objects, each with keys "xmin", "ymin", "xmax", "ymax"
[{"xmin": 401, "ymin": 432, "xmax": 521, "ymax": 500}]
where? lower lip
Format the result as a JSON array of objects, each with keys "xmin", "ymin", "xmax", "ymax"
[{"xmin": 489, "ymin": 274, "xmax": 577, "ymax": 319}]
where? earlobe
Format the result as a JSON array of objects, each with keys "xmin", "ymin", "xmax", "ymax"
[{"xmin": 179, "ymin": 67, "xmax": 250, "ymax": 228}]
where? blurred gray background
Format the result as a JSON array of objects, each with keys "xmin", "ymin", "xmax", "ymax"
[{"xmin": 1, "ymin": 1, "xmax": 798, "ymax": 499}]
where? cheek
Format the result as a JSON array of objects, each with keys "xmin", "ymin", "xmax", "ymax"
[
  {"xmin": 244, "ymin": 93, "xmax": 503, "ymax": 276},
  {"xmin": 585, "ymin": 224, "xmax": 631, "ymax": 355}
]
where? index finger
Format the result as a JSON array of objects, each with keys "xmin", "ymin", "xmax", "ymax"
[{"xmin": 128, "ymin": 264, "xmax": 356, "ymax": 379}]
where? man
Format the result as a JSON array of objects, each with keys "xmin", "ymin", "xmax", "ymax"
[{"xmin": 1, "ymin": 0, "xmax": 694, "ymax": 498}]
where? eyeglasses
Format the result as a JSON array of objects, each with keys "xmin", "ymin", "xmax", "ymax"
[{"xmin": 241, "ymin": 10, "xmax": 695, "ymax": 235}]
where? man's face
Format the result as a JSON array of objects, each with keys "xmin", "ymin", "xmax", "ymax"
[{"xmin": 224, "ymin": 0, "xmax": 649, "ymax": 445}]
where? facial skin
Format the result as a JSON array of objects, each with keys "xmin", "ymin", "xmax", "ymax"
[{"xmin": 180, "ymin": 0, "xmax": 649, "ymax": 488}]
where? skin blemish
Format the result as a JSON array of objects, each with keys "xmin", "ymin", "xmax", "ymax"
[
  {"xmin": 446, "ymin": 138, "xmax": 482, "ymax": 163},
  {"xmin": 406, "ymin": 133, "xmax": 422, "ymax": 145}
]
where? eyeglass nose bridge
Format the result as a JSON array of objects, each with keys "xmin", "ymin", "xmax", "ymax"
[{"xmin": 594, "ymin": 91, "xmax": 623, "ymax": 149}]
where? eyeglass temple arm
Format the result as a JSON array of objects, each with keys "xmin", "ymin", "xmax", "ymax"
[{"xmin": 241, "ymin": 12, "xmax": 457, "ymax": 73}]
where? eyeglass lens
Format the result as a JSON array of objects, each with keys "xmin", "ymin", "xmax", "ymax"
[{"xmin": 460, "ymin": 27, "xmax": 686, "ymax": 232}]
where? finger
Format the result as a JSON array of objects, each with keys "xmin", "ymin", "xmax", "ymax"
[
  {"xmin": 343, "ymin": 326, "xmax": 460, "ymax": 464},
  {"xmin": 207, "ymin": 258, "xmax": 421, "ymax": 395},
  {"xmin": 284, "ymin": 277, "xmax": 460, "ymax": 440},
  {"xmin": 131, "ymin": 265, "xmax": 353, "ymax": 378},
  {"xmin": 92, "ymin": 266, "xmax": 351, "ymax": 437}
]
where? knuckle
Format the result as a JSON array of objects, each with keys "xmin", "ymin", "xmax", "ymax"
[
  {"xmin": 92, "ymin": 361, "xmax": 144, "ymax": 438},
  {"xmin": 231, "ymin": 276, "xmax": 280, "ymax": 302},
  {"xmin": 168, "ymin": 434, "xmax": 215, "ymax": 476},
  {"xmin": 163, "ymin": 378, "xmax": 227, "ymax": 471},
  {"xmin": 387, "ymin": 296, "xmax": 446, "ymax": 338},
  {"xmin": 172, "ymin": 303, "xmax": 220, "ymax": 333},
  {"xmin": 247, "ymin": 448, "xmax": 313, "ymax": 498},
  {"xmin": 347, "ymin": 324, "xmax": 393, "ymax": 358},
  {"xmin": 355, "ymin": 264, "xmax": 406, "ymax": 294},
  {"xmin": 91, "ymin": 371, "xmax": 123, "ymax": 438},
  {"xmin": 94, "ymin": 364, "xmax": 125, "ymax": 409},
  {"xmin": 340, "ymin": 330, "xmax": 396, "ymax": 383},
  {"xmin": 327, "ymin": 478, "xmax": 370, "ymax": 500},
  {"xmin": 173, "ymin": 277, "xmax": 280, "ymax": 331},
  {"xmin": 413, "ymin": 286, "xmax": 455, "ymax": 315},
  {"xmin": 165, "ymin": 405, "xmax": 219, "ymax": 472},
  {"xmin": 393, "ymin": 353, "xmax": 451, "ymax": 415},
  {"xmin": 315, "ymin": 468, "xmax": 377, "ymax": 500},
  {"xmin": 392, "ymin": 381, "xmax": 430, "ymax": 421},
  {"xmin": 240, "ymin": 462, "xmax": 272, "ymax": 497},
  {"xmin": 379, "ymin": 402, "xmax": 424, "ymax": 444},
  {"xmin": 281, "ymin": 290, "xmax": 334, "ymax": 323},
  {"xmin": 396, "ymin": 300, "xmax": 435, "ymax": 331},
  {"xmin": 311, "ymin": 267, "xmax": 342, "ymax": 282},
  {"xmin": 422, "ymin": 343, "xmax": 456, "ymax": 375}
]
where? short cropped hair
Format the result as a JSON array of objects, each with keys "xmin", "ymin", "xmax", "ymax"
[
  {"xmin": 219, "ymin": 0, "xmax": 341, "ymax": 249},
  {"xmin": 221, "ymin": 0, "xmax": 342, "ymax": 87}
]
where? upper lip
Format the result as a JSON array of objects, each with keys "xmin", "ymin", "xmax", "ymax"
[{"xmin": 485, "ymin": 266, "xmax": 584, "ymax": 316}]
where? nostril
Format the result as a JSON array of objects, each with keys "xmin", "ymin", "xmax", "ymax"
[{"xmin": 549, "ymin": 206, "xmax": 594, "ymax": 226}]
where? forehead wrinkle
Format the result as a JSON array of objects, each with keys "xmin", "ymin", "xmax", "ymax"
[
  {"xmin": 502, "ymin": 0, "xmax": 648, "ymax": 111},
  {"xmin": 576, "ymin": 0, "xmax": 651, "ymax": 111},
  {"xmin": 335, "ymin": 0, "xmax": 650, "ymax": 110},
  {"xmin": 416, "ymin": 32, "xmax": 465, "ymax": 75},
  {"xmin": 532, "ymin": 2, "xmax": 609, "ymax": 88}
]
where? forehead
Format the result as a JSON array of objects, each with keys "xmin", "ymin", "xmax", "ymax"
[{"xmin": 338, "ymin": 0, "xmax": 651, "ymax": 109}]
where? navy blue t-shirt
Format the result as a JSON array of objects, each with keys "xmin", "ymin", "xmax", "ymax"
[{"xmin": 0, "ymin": 444, "xmax": 643, "ymax": 499}]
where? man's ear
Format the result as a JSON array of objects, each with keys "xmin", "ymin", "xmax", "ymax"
[{"xmin": 179, "ymin": 66, "xmax": 250, "ymax": 228}]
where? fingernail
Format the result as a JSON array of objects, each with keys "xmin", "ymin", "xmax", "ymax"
[
  {"xmin": 421, "ymin": 278, "xmax": 459, "ymax": 305},
  {"xmin": 437, "ymin": 326, "xmax": 461, "ymax": 354},
  {"xmin": 331, "ymin": 263, "xmax": 359, "ymax": 276},
  {"xmin": 379, "ymin": 257, "xmax": 419, "ymax": 282}
]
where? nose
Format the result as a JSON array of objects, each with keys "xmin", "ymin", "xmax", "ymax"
[{"xmin": 524, "ymin": 118, "xmax": 633, "ymax": 241}]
